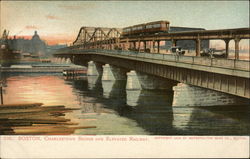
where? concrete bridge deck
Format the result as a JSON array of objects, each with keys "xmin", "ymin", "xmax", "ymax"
[
  {"xmin": 55, "ymin": 26, "xmax": 250, "ymax": 106},
  {"xmin": 55, "ymin": 49, "xmax": 250, "ymax": 99}
]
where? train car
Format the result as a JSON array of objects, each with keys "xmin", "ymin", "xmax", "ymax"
[
  {"xmin": 144, "ymin": 21, "xmax": 170, "ymax": 34},
  {"xmin": 122, "ymin": 27, "xmax": 131, "ymax": 37},
  {"xmin": 122, "ymin": 20, "xmax": 170, "ymax": 37},
  {"xmin": 130, "ymin": 24, "xmax": 145, "ymax": 35}
]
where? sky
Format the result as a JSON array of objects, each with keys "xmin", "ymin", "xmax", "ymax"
[{"xmin": 1, "ymin": 1, "xmax": 249, "ymax": 45}]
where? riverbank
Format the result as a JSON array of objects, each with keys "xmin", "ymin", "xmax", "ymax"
[{"xmin": 0, "ymin": 103, "xmax": 96, "ymax": 135}]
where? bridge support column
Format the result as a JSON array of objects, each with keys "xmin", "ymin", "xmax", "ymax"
[
  {"xmin": 87, "ymin": 61, "xmax": 102, "ymax": 90},
  {"xmin": 101, "ymin": 65, "xmax": 127, "ymax": 98},
  {"xmin": 138, "ymin": 40, "xmax": 141, "ymax": 52},
  {"xmin": 143, "ymin": 41, "xmax": 147, "ymax": 51},
  {"xmin": 102, "ymin": 64, "xmax": 126, "ymax": 81},
  {"xmin": 172, "ymin": 83, "xmax": 248, "ymax": 106},
  {"xmin": 234, "ymin": 38, "xmax": 240, "ymax": 60},
  {"xmin": 224, "ymin": 39, "xmax": 230, "ymax": 58},
  {"xmin": 125, "ymin": 71, "xmax": 176, "ymax": 106},
  {"xmin": 126, "ymin": 71, "xmax": 141, "ymax": 90},
  {"xmin": 102, "ymin": 64, "xmax": 115, "ymax": 81},
  {"xmin": 65, "ymin": 58, "xmax": 71, "ymax": 64},
  {"xmin": 59, "ymin": 57, "xmax": 65, "ymax": 64},
  {"xmin": 157, "ymin": 40, "xmax": 160, "ymax": 53},
  {"xmin": 87, "ymin": 61, "xmax": 100, "ymax": 76},
  {"xmin": 152, "ymin": 40, "xmax": 155, "ymax": 53},
  {"xmin": 126, "ymin": 70, "xmax": 141, "ymax": 106},
  {"xmin": 53, "ymin": 57, "xmax": 60, "ymax": 63},
  {"xmin": 128, "ymin": 42, "xmax": 132, "ymax": 50},
  {"xmin": 132, "ymin": 41, "xmax": 136, "ymax": 50},
  {"xmin": 126, "ymin": 70, "xmax": 176, "ymax": 90},
  {"xmin": 124, "ymin": 39, "xmax": 129, "ymax": 50},
  {"xmin": 196, "ymin": 39, "xmax": 201, "ymax": 56}
]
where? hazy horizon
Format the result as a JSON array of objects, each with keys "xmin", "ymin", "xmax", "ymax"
[{"xmin": 1, "ymin": 1, "xmax": 249, "ymax": 46}]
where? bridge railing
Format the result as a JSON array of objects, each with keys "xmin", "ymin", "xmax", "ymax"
[
  {"xmin": 177, "ymin": 56, "xmax": 194, "ymax": 64},
  {"xmin": 163, "ymin": 54, "xmax": 176, "ymax": 61},
  {"xmin": 235, "ymin": 60, "xmax": 249, "ymax": 70},
  {"xmin": 211, "ymin": 58, "xmax": 235, "ymax": 68},
  {"xmin": 58, "ymin": 49, "xmax": 249, "ymax": 71},
  {"xmin": 96, "ymin": 49, "xmax": 250, "ymax": 71},
  {"xmin": 193, "ymin": 57, "xmax": 211, "ymax": 66}
]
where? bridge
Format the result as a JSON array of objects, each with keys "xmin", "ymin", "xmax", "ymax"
[{"xmin": 55, "ymin": 26, "xmax": 250, "ymax": 107}]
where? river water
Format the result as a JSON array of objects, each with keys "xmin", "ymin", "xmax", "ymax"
[{"xmin": 1, "ymin": 72, "xmax": 249, "ymax": 135}]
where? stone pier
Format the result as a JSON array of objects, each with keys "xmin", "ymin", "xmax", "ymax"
[
  {"xmin": 102, "ymin": 64, "xmax": 115, "ymax": 81},
  {"xmin": 87, "ymin": 61, "xmax": 102, "ymax": 76},
  {"xmin": 126, "ymin": 70, "xmax": 176, "ymax": 90},
  {"xmin": 125, "ymin": 70, "xmax": 177, "ymax": 106},
  {"xmin": 126, "ymin": 71, "xmax": 142, "ymax": 90},
  {"xmin": 172, "ymin": 83, "xmax": 248, "ymax": 106},
  {"xmin": 86, "ymin": 61, "xmax": 103, "ymax": 90},
  {"xmin": 65, "ymin": 58, "xmax": 72, "ymax": 64},
  {"xmin": 101, "ymin": 64, "xmax": 126, "ymax": 81},
  {"xmin": 126, "ymin": 71, "xmax": 141, "ymax": 106},
  {"xmin": 101, "ymin": 64, "xmax": 127, "ymax": 98}
]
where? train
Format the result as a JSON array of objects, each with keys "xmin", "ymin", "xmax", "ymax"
[{"xmin": 122, "ymin": 20, "xmax": 170, "ymax": 37}]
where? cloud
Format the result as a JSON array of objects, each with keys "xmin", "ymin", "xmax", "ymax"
[
  {"xmin": 25, "ymin": 25, "xmax": 39, "ymax": 30},
  {"xmin": 46, "ymin": 15, "xmax": 60, "ymax": 20}
]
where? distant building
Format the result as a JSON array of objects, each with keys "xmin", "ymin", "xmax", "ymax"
[
  {"xmin": 164, "ymin": 26, "xmax": 209, "ymax": 50},
  {"xmin": 7, "ymin": 31, "xmax": 47, "ymax": 57},
  {"xmin": 30, "ymin": 31, "xmax": 47, "ymax": 56}
]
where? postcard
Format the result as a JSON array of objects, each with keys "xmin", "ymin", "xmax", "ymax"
[{"xmin": 0, "ymin": 1, "xmax": 249, "ymax": 158}]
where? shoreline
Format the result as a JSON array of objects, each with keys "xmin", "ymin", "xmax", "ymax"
[{"xmin": 0, "ymin": 103, "xmax": 95, "ymax": 135}]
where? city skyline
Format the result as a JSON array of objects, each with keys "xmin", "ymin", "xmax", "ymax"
[{"xmin": 1, "ymin": 1, "xmax": 249, "ymax": 45}]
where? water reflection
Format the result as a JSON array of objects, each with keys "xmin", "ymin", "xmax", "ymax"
[
  {"xmin": 73, "ymin": 78, "xmax": 174, "ymax": 135},
  {"xmin": 1, "ymin": 72, "xmax": 249, "ymax": 135},
  {"xmin": 125, "ymin": 90, "xmax": 174, "ymax": 135},
  {"xmin": 102, "ymin": 80, "xmax": 116, "ymax": 98},
  {"xmin": 87, "ymin": 75, "xmax": 99, "ymax": 90},
  {"xmin": 172, "ymin": 105, "xmax": 250, "ymax": 135},
  {"xmin": 126, "ymin": 90, "xmax": 141, "ymax": 106},
  {"xmin": 2, "ymin": 73, "xmax": 79, "ymax": 108}
]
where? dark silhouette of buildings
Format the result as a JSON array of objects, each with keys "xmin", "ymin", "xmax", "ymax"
[{"xmin": 7, "ymin": 31, "xmax": 47, "ymax": 57}]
